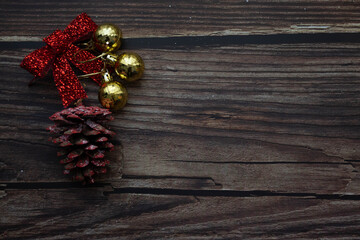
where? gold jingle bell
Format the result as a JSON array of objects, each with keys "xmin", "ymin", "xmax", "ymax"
[
  {"xmin": 115, "ymin": 52, "xmax": 145, "ymax": 82},
  {"xmin": 93, "ymin": 24, "xmax": 122, "ymax": 53},
  {"xmin": 98, "ymin": 71, "xmax": 128, "ymax": 111}
]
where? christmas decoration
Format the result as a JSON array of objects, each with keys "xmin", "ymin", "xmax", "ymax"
[
  {"xmin": 47, "ymin": 105, "xmax": 115, "ymax": 184},
  {"xmin": 98, "ymin": 71, "xmax": 128, "ymax": 111},
  {"xmin": 21, "ymin": 13, "xmax": 146, "ymax": 183},
  {"xmin": 20, "ymin": 13, "xmax": 103, "ymax": 107},
  {"xmin": 93, "ymin": 23, "xmax": 122, "ymax": 53},
  {"xmin": 114, "ymin": 52, "xmax": 145, "ymax": 82},
  {"xmin": 75, "ymin": 23, "xmax": 144, "ymax": 111}
]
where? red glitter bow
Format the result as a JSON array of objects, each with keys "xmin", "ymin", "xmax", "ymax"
[{"xmin": 20, "ymin": 13, "xmax": 102, "ymax": 107}]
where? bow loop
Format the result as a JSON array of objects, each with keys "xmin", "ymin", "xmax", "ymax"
[
  {"xmin": 63, "ymin": 12, "xmax": 98, "ymax": 41},
  {"xmin": 44, "ymin": 30, "xmax": 72, "ymax": 54}
]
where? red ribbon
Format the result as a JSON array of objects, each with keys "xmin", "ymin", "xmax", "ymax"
[{"xmin": 20, "ymin": 13, "xmax": 102, "ymax": 107}]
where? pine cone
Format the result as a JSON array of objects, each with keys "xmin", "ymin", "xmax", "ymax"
[{"xmin": 47, "ymin": 105, "xmax": 115, "ymax": 184}]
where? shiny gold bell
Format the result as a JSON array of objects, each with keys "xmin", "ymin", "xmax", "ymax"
[
  {"xmin": 93, "ymin": 24, "xmax": 122, "ymax": 53},
  {"xmin": 74, "ymin": 24, "xmax": 123, "ymax": 64},
  {"xmin": 104, "ymin": 52, "xmax": 145, "ymax": 82},
  {"xmin": 115, "ymin": 52, "xmax": 144, "ymax": 82},
  {"xmin": 98, "ymin": 71, "xmax": 128, "ymax": 111}
]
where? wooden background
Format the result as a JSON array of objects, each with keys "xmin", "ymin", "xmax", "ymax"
[{"xmin": 1, "ymin": 0, "xmax": 360, "ymax": 239}]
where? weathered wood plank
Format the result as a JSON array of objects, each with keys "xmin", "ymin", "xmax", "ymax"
[
  {"xmin": 1, "ymin": 42, "xmax": 359, "ymax": 195},
  {"xmin": 1, "ymin": 0, "xmax": 360, "ymax": 40},
  {"xmin": 1, "ymin": 136, "xmax": 356, "ymax": 194},
  {"xmin": 1, "ymin": 189, "xmax": 360, "ymax": 239}
]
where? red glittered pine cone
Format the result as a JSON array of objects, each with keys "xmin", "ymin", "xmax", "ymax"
[{"xmin": 47, "ymin": 105, "xmax": 115, "ymax": 184}]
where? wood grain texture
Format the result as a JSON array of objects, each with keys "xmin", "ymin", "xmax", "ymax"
[
  {"xmin": 1, "ymin": 189, "xmax": 360, "ymax": 239},
  {"xmin": 1, "ymin": 0, "xmax": 360, "ymax": 239},
  {"xmin": 1, "ymin": 0, "xmax": 360, "ymax": 40}
]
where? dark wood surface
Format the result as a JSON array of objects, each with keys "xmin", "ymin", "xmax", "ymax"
[{"xmin": 1, "ymin": 1, "xmax": 360, "ymax": 239}]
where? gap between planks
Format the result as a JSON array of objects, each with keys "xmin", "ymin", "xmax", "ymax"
[
  {"xmin": 1, "ymin": 33, "xmax": 360, "ymax": 51},
  {"xmin": 2, "ymin": 181, "xmax": 360, "ymax": 201}
]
